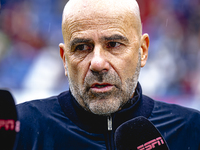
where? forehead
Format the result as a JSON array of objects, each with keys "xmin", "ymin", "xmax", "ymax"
[
  {"xmin": 62, "ymin": 0, "xmax": 140, "ymax": 42},
  {"xmin": 68, "ymin": 17, "xmax": 129, "ymax": 37},
  {"xmin": 63, "ymin": 0, "xmax": 134, "ymax": 20}
]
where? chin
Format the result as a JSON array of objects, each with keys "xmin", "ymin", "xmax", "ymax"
[{"xmin": 88, "ymin": 98, "xmax": 122, "ymax": 115}]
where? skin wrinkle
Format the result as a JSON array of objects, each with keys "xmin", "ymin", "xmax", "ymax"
[
  {"xmin": 59, "ymin": 0, "xmax": 149, "ymax": 115},
  {"xmin": 62, "ymin": 0, "xmax": 141, "ymax": 42},
  {"xmin": 72, "ymin": 50, "xmax": 141, "ymax": 115},
  {"xmin": 63, "ymin": 18, "xmax": 131, "ymax": 45}
]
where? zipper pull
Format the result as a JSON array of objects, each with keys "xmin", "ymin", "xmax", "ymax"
[{"xmin": 107, "ymin": 115, "xmax": 112, "ymax": 131}]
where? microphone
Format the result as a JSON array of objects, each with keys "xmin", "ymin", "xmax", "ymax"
[
  {"xmin": 0, "ymin": 90, "xmax": 20, "ymax": 150},
  {"xmin": 115, "ymin": 116, "xmax": 169, "ymax": 150}
]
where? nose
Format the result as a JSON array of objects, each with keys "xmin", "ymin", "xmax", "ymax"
[{"xmin": 89, "ymin": 46, "xmax": 110, "ymax": 73}]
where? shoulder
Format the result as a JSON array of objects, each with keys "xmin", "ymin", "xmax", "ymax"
[
  {"xmin": 16, "ymin": 96, "xmax": 57, "ymax": 129},
  {"xmin": 16, "ymin": 91, "xmax": 71, "ymax": 123},
  {"xmin": 17, "ymin": 96, "xmax": 58, "ymax": 116},
  {"xmin": 149, "ymin": 100, "xmax": 200, "ymax": 149},
  {"xmin": 15, "ymin": 92, "xmax": 71, "ymax": 140},
  {"xmin": 149, "ymin": 100, "xmax": 200, "ymax": 127},
  {"xmin": 17, "ymin": 91, "xmax": 70, "ymax": 112},
  {"xmin": 151, "ymin": 100, "xmax": 200, "ymax": 121}
]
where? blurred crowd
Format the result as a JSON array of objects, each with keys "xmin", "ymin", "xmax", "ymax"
[
  {"xmin": 0, "ymin": 0, "xmax": 68, "ymax": 103},
  {"xmin": 0, "ymin": 0, "xmax": 200, "ymax": 109},
  {"xmin": 138, "ymin": 0, "xmax": 200, "ymax": 109}
]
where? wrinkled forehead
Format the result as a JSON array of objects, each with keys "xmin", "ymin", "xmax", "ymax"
[{"xmin": 61, "ymin": 0, "xmax": 141, "ymax": 42}]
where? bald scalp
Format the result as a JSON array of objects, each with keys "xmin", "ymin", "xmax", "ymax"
[{"xmin": 61, "ymin": 0, "xmax": 142, "ymax": 39}]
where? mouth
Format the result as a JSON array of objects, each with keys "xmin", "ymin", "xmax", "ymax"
[{"xmin": 90, "ymin": 83, "xmax": 114, "ymax": 93}]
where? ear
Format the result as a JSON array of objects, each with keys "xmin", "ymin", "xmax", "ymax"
[
  {"xmin": 59, "ymin": 43, "xmax": 68, "ymax": 76},
  {"xmin": 140, "ymin": 33, "xmax": 149, "ymax": 68}
]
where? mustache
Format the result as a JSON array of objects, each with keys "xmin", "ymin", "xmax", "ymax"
[{"xmin": 84, "ymin": 71, "xmax": 121, "ymax": 89}]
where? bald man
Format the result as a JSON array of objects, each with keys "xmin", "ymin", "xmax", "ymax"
[
  {"xmin": 59, "ymin": 0, "xmax": 148, "ymax": 116},
  {"xmin": 15, "ymin": 0, "xmax": 200, "ymax": 150}
]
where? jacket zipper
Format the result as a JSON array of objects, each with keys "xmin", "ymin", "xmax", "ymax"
[
  {"xmin": 107, "ymin": 115, "xmax": 112, "ymax": 131},
  {"xmin": 107, "ymin": 115, "xmax": 115, "ymax": 150}
]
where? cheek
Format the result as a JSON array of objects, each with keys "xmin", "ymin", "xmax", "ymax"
[
  {"xmin": 66, "ymin": 55, "xmax": 80, "ymax": 81},
  {"xmin": 67, "ymin": 55, "xmax": 89, "ymax": 85},
  {"xmin": 112, "ymin": 50, "xmax": 139, "ymax": 82}
]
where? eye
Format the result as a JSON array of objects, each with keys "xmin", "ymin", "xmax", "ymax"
[
  {"xmin": 75, "ymin": 44, "xmax": 93, "ymax": 51},
  {"xmin": 107, "ymin": 42, "xmax": 121, "ymax": 48}
]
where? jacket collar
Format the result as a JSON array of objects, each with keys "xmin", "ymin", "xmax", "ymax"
[{"xmin": 58, "ymin": 82, "xmax": 154, "ymax": 133}]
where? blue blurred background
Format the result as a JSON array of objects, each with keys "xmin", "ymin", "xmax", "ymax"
[{"xmin": 0, "ymin": 0, "xmax": 200, "ymax": 110}]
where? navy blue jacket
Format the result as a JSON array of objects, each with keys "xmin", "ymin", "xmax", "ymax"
[{"xmin": 14, "ymin": 83, "xmax": 200, "ymax": 150}]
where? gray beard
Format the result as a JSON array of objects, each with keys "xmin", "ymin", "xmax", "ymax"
[{"xmin": 67, "ymin": 52, "xmax": 141, "ymax": 115}]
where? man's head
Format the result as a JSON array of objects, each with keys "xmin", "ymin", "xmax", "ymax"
[{"xmin": 59, "ymin": 0, "xmax": 149, "ymax": 115}]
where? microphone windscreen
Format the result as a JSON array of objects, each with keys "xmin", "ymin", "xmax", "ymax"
[
  {"xmin": 115, "ymin": 116, "xmax": 169, "ymax": 150},
  {"xmin": 0, "ymin": 90, "xmax": 19, "ymax": 150}
]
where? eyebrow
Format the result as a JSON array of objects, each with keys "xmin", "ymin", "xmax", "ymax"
[
  {"xmin": 70, "ymin": 38, "xmax": 93, "ymax": 48},
  {"xmin": 69, "ymin": 34, "xmax": 129, "ymax": 48},
  {"xmin": 101, "ymin": 34, "xmax": 129, "ymax": 43}
]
